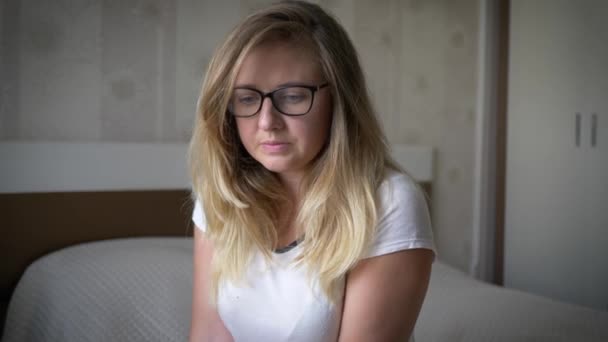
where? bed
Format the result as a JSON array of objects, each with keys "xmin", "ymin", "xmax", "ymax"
[
  {"xmin": 2, "ymin": 142, "xmax": 607, "ymax": 341},
  {"xmin": 3, "ymin": 237, "xmax": 608, "ymax": 342}
]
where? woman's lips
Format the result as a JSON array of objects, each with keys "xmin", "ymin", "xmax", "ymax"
[{"xmin": 260, "ymin": 141, "xmax": 289, "ymax": 153}]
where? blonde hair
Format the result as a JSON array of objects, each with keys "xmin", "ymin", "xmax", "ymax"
[{"xmin": 189, "ymin": 0, "xmax": 401, "ymax": 303}]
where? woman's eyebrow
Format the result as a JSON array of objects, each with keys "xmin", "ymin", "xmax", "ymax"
[
  {"xmin": 233, "ymin": 81, "xmax": 318, "ymax": 89},
  {"xmin": 233, "ymin": 83, "xmax": 257, "ymax": 89},
  {"xmin": 275, "ymin": 81, "xmax": 316, "ymax": 87}
]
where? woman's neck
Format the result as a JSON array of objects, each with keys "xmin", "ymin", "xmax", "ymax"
[
  {"xmin": 278, "ymin": 171, "xmax": 304, "ymax": 204},
  {"xmin": 276, "ymin": 172, "xmax": 304, "ymax": 247}
]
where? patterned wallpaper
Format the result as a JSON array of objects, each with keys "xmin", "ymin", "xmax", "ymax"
[{"xmin": 0, "ymin": 0, "xmax": 479, "ymax": 271}]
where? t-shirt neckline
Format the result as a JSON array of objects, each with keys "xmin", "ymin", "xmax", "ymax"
[{"xmin": 273, "ymin": 239, "xmax": 300, "ymax": 254}]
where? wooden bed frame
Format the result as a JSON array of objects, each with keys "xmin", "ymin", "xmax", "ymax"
[{"xmin": 0, "ymin": 142, "xmax": 433, "ymax": 333}]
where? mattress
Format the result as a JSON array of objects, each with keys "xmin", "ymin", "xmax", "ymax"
[{"xmin": 3, "ymin": 238, "xmax": 608, "ymax": 341}]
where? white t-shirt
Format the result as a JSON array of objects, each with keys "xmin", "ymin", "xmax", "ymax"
[{"xmin": 192, "ymin": 170, "xmax": 436, "ymax": 342}]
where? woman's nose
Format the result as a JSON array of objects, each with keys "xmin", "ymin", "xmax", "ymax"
[{"xmin": 257, "ymin": 97, "xmax": 284, "ymax": 131}]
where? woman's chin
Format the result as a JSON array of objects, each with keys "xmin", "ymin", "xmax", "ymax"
[
  {"xmin": 260, "ymin": 162, "xmax": 304, "ymax": 178},
  {"xmin": 261, "ymin": 163, "xmax": 290, "ymax": 174}
]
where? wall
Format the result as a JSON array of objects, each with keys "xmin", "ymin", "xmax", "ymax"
[{"xmin": 0, "ymin": 0, "xmax": 479, "ymax": 271}]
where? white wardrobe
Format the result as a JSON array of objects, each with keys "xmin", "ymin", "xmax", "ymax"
[{"xmin": 505, "ymin": 0, "xmax": 608, "ymax": 311}]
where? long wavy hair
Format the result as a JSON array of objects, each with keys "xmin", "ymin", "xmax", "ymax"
[{"xmin": 189, "ymin": 0, "xmax": 401, "ymax": 303}]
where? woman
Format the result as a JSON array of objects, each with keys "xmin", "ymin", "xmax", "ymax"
[{"xmin": 188, "ymin": 1, "xmax": 435, "ymax": 341}]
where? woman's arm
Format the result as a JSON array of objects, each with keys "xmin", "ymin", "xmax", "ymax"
[
  {"xmin": 190, "ymin": 227, "xmax": 234, "ymax": 342},
  {"xmin": 337, "ymin": 248, "xmax": 434, "ymax": 342}
]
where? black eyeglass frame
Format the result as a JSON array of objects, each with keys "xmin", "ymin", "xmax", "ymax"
[{"xmin": 228, "ymin": 82, "xmax": 329, "ymax": 118}]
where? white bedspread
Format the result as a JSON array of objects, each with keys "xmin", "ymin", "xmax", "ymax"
[
  {"xmin": 416, "ymin": 262, "xmax": 608, "ymax": 342},
  {"xmin": 3, "ymin": 238, "xmax": 608, "ymax": 341},
  {"xmin": 3, "ymin": 238, "xmax": 193, "ymax": 342}
]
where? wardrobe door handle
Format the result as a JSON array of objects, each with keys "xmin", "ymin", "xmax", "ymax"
[
  {"xmin": 576, "ymin": 113, "xmax": 581, "ymax": 147},
  {"xmin": 591, "ymin": 113, "xmax": 597, "ymax": 148}
]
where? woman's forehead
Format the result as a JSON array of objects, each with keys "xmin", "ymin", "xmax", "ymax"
[{"xmin": 234, "ymin": 40, "xmax": 323, "ymax": 88}]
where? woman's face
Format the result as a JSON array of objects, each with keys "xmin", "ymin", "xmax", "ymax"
[{"xmin": 232, "ymin": 41, "xmax": 332, "ymax": 184}]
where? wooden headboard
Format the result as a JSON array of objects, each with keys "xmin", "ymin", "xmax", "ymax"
[{"xmin": 0, "ymin": 142, "xmax": 434, "ymax": 328}]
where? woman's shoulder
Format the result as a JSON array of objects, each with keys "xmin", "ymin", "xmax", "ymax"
[
  {"xmin": 365, "ymin": 167, "xmax": 435, "ymax": 259},
  {"xmin": 378, "ymin": 168, "xmax": 423, "ymax": 201}
]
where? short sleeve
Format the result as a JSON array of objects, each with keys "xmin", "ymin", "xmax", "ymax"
[
  {"xmin": 192, "ymin": 199, "xmax": 207, "ymax": 232},
  {"xmin": 364, "ymin": 170, "xmax": 436, "ymax": 259}
]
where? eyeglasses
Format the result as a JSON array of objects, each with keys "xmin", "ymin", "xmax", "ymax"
[{"xmin": 228, "ymin": 83, "xmax": 329, "ymax": 117}]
